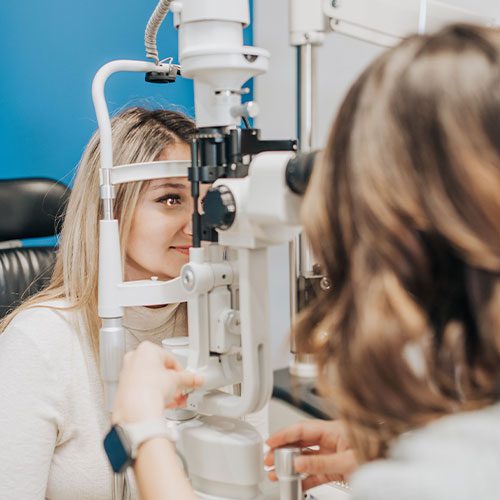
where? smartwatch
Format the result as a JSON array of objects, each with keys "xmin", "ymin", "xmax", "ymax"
[{"xmin": 103, "ymin": 417, "xmax": 178, "ymax": 473}]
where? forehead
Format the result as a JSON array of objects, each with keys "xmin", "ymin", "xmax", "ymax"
[{"xmin": 148, "ymin": 177, "xmax": 190, "ymax": 191}]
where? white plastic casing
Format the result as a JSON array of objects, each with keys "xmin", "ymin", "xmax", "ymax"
[
  {"xmin": 173, "ymin": 0, "xmax": 250, "ymax": 26},
  {"xmin": 177, "ymin": 416, "xmax": 264, "ymax": 499},
  {"xmin": 98, "ymin": 220, "xmax": 124, "ymax": 319},
  {"xmin": 215, "ymin": 151, "xmax": 303, "ymax": 249},
  {"xmin": 289, "ymin": 0, "xmax": 326, "ymax": 46},
  {"xmin": 323, "ymin": 0, "xmax": 496, "ymax": 47},
  {"xmin": 172, "ymin": 0, "xmax": 269, "ymax": 128}
]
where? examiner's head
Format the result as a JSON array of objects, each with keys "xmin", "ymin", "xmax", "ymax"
[{"xmin": 299, "ymin": 24, "xmax": 500, "ymax": 460}]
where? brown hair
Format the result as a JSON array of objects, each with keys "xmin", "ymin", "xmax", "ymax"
[
  {"xmin": 298, "ymin": 24, "xmax": 500, "ymax": 461},
  {"xmin": 1, "ymin": 107, "xmax": 195, "ymax": 358}
]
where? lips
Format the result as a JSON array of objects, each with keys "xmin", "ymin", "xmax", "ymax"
[{"xmin": 171, "ymin": 246, "xmax": 191, "ymax": 255}]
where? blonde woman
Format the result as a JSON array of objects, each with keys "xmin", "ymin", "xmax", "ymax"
[
  {"xmin": 111, "ymin": 24, "xmax": 500, "ymax": 500},
  {"xmin": 0, "ymin": 107, "xmax": 209, "ymax": 499}
]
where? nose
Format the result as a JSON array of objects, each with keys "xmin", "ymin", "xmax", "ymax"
[
  {"xmin": 182, "ymin": 218, "xmax": 193, "ymax": 237},
  {"xmin": 198, "ymin": 196, "xmax": 205, "ymax": 214}
]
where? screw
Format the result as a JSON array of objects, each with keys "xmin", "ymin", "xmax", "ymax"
[
  {"xmin": 182, "ymin": 268, "xmax": 195, "ymax": 290},
  {"xmin": 320, "ymin": 277, "xmax": 332, "ymax": 291}
]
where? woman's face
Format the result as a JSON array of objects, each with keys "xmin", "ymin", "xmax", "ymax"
[{"xmin": 124, "ymin": 142, "xmax": 209, "ymax": 281}]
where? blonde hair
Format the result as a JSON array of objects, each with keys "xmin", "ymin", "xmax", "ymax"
[
  {"xmin": 297, "ymin": 24, "xmax": 500, "ymax": 461},
  {"xmin": 0, "ymin": 107, "xmax": 195, "ymax": 357}
]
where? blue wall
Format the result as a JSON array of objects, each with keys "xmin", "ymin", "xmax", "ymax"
[{"xmin": 0, "ymin": 1, "xmax": 253, "ymax": 185}]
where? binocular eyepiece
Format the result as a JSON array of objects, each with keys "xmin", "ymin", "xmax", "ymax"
[{"xmin": 199, "ymin": 150, "xmax": 318, "ymax": 236}]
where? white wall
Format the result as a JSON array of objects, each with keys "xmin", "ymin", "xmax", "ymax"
[
  {"xmin": 254, "ymin": 0, "xmax": 500, "ymax": 147},
  {"xmin": 257, "ymin": 0, "xmax": 500, "ymax": 370},
  {"xmin": 254, "ymin": 1, "xmax": 383, "ymax": 147}
]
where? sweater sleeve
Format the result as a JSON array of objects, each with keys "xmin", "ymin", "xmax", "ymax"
[{"xmin": 0, "ymin": 326, "xmax": 64, "ymax": 500}]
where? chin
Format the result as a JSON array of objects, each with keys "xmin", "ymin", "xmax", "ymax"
[{"xmin": 163, "ymin": 265, "xmax": 186, "ymax": 281}]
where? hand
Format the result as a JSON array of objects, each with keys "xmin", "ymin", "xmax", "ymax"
[
  {"xmin": 112, "ymin": 341, "xmax": 204, "ymax": 425},
  {"xmin": 264, "ymin": 419, "xmax": 358, "ymax": 491}
]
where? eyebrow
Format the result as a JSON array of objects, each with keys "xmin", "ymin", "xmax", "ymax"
[{"xmin": 151, "ymin": 182, "xmax": 189, "ymax": 191}]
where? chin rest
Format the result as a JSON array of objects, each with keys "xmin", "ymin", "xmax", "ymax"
[{"xmin": 0, "ymin": 178, "xmax": 70, "ymax": 318}]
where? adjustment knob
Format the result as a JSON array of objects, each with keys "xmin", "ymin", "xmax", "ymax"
[
  {"xmin": 203, "ymin": 185, "xmax": 236, "ymax": 230},
  {"xmin": 274, "ymin": 447, "xmax": 303, "ymax": 500}
]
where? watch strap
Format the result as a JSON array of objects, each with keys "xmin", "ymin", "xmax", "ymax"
[{"xmin": 121, "ymin": 417, "xmax": 178, "ymax": 459}]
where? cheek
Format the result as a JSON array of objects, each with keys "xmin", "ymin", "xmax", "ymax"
[
  {"xmin": 127, "ymin": 206, "xmax": 159, "ymax": 256},
  {"xmin": 128, "ymin": 206, "xmax": 184, "ymax": 254}
]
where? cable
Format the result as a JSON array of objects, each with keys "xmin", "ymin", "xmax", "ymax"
[{"xmin": 145, "ymin": 0, "xmax": 173, "ymax": 64}]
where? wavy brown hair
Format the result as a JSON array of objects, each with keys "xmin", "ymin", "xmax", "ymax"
[{"xmin": 297, "ymin": 24, "xmax": 500, "ymax": 461}]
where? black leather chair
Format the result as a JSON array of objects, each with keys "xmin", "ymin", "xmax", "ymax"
[{"xmin": 0, "ymin": 178, "xmax": 70, "ymax": 318}]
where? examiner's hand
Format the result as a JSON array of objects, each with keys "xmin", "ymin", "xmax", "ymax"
[
  {"xmin": 264, "ymin": 419, "xmax": 358, "ymax": 491},
  {"xmin": 112, "ymin": 341, "xmax": 204, "ymax": 425}
]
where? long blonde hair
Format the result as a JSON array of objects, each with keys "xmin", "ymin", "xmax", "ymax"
[
  {"xmin": 297, "ymin": 24, "xmax": 500, "ymax": 461},
  {"xmin": 0, "ymin": 107, "xmax": 196, "ymax": 357}
]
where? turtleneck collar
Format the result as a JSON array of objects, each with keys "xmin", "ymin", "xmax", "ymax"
[{"xmin": 122, "ymin": 302, "xmax": 187, "ymax": 351}]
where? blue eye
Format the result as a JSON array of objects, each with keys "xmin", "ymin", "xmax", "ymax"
[{"xmin": 156, "ymin": 194, "xmax": 181, "ymax": 207}]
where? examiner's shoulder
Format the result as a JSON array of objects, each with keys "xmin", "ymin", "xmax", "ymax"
[
  {"xmin": 1, "ymin": 299, "xmax": 82, "ymax": 353},
  {"xmin": 350, "ymin": 404, "xmax": 500, "ymax": 500}
]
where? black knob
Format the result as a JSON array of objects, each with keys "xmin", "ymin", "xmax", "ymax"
[
  {"xmin": 203, "ymin": 185, "xmax": 236, "ymax": 230},
  {"xmin": 285, "ymin": 152, "xmax": 318, "ymax": 195}
]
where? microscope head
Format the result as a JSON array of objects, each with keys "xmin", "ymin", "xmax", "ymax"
[{"xmin": 172, "ymin": 0, "xmax": 269, "ymax": 129}]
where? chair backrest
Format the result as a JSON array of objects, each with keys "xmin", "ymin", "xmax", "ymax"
[{"xmin": 0, "ymin": 178, "xmax": 70, "ymax": 318}]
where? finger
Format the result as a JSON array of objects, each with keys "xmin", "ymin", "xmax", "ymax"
[
  {"xmin": 266, "ymin": 420, "xmax": 335, "ymax": 450},
  {"xmin": 301, "ymin": 448, "xmax": 320, "ymax": 456},
  {"xmin": 264, "ymin": 448, "xmax": 321, "ymax": 467},
  {"xmin": 162, "ymin": 370, "xmax": 202, "ymax": 397},
  {"xmin": 268, "ymin": 470, "xmax": 277, "ymax": 482},
  {"xmin": 302, "ymin": 474, "xmax": 336, "ymax": 492},
  {"xmin": 166, "ymin": 393, "xmax": 189, "ymax": 409},
  {"xmin": 159, "ymin": 349, "xmax": 184, "ymax": 371},
  {"xmin": 133, "ymin": 341, "xmax": 184, "ymax": 372},
  {"xmin": 264, "ymin": 447, "xmax": 319, "ymax": 467},
  {"xmin": 264, "ymin": 450, "xmax": 274, "ymax": 467},
  {"xmin": 294, "ymin": 450, "xmax": 357, "ymax": 477},
  {"xmin": 175, "ymin": 370, "xmax": 204, "ymax": 390},
  {"xmin": 318, "ymin": 425, "xmax": 350, "ymax": 451},
  {"xmin": 123, "ymin": 350, "xmax": 134, "ymax": 365}
]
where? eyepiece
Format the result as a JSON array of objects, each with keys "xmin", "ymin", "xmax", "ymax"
[
  {"xmin": 202, "ymin": 185, "xmax": 236, "ymax": 230},
  {"xmin": 285, "ymin": 151, "xmax": 318, "ymax": 195}
]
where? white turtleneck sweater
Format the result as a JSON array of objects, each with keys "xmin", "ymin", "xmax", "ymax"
[{"xmin": 0, "ymin": 300, "xmax": 267, "ymax": 500}]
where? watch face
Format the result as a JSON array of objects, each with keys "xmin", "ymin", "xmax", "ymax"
[{"xmin": 104, "ymin": 425, "xmax": 133, "ymax": 473}]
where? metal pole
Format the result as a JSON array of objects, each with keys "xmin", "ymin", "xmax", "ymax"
[
  {"xmin": 289, "ymin": 43, "xmax": 318, "ymax": 377},
  {"xmin": 298, "ymin": 44, "xmax": 315, "ymax": 153}
]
